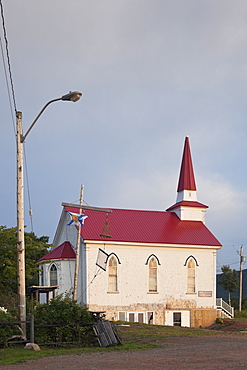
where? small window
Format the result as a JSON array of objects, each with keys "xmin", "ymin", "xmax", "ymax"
[
  {"xmin": 50, "ymin": 264, "xmax": 57, "ymax": 286},
  {"xmin": 149, "ymin": 257, "xmax": 157, "ymax": 292},
  {"xmin": 108, "ymin": 256, "xmax": 118, "ymax": 292},
  {"xmin": 128, "ymin": 313, "xmax": 135, "ymax": 322},
  {"xmin": 187, "ymin": 258, "xmax": 196, "ymax": 293},
  {"xmin": 173, "ymin": 312, "xmax": 181, "ymax": 326},
  {"xmin": 118, "ymin": 312, "xmax": 125, "ymax": 321},
  {"xmin": 138, "ymin": 313, "xmax": 144, "ymax": 323}
]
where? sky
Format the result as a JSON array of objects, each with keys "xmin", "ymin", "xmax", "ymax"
[{"xmin": 1, "ymin": 0, "xmax": 247, "ymax": 273}]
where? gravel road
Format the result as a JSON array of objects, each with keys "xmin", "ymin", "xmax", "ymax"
[{"xmin": 1, "ymin": 334, "xmax": 247, "ymax": 370}]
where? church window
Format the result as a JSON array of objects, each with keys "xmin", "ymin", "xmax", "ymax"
[
  {"xmin": 108, "ymin": 256, "xmax": 118, "ymax": 292},
  {"xmin": 149, "ymin": 257, "xmax": 157, "ymax": 292},
  {"xmin": 50, "ymin": 264, "xmax": 57, "ymax": 286},
  {"xmin": 187, "ymin": 258, "xmax": 196, "ymax": 293}
]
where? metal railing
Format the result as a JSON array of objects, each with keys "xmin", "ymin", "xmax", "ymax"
[{"xmin": 216, "ymin": 298, "xmax": 234, "ymax": 318}]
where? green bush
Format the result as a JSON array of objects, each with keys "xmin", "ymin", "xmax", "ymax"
[
  {"xmin": 0, "ymin": 308, "xmax": 19, "ymax": 346},
  {"xmin": 230, "ymin": 297, "xmax": 247, "ymax": 311},
  {"xmin": 33, "ymin": 296, "xmax": 97, "ymax": 345},
  {"xmin": 242, "ymin": 297, "xmax": 247, "ymax": 310},
  {"xmin": 0, "ymin": 292, "xmax": 18, "ymax": 316},
  {"xmin": 234, "ymin": 309, "xmax": 247, "ymax": 319}
]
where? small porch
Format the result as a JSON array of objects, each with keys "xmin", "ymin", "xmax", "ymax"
[{"xmin": 28, "ymin": 285, "xmax": 58, "ymax": 304}]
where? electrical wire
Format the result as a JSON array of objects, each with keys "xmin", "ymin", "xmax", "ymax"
[
  {"xmin": 0, "ymin": 35, "xmax": 15, "ymax": 134},
  {"xmin": 0, "ymin": 0, "xmax": 34, "ymax": 233},
  {"xmin": 77, "ymin": 267, "xmax": 102, "ymax": 304},
  {"xmin": 23, "ymin": 144, "xmax": 34, "ymax": 232},
  {"xmin": 0, "ymin": 0, "xmax": 17, "ymax": 112}
]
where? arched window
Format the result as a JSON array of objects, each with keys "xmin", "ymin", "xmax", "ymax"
[
  {"xmin": 50, "ymin": 264, "xmax": 57, "ymax": 286},
  {"xmin": 40, "ymin": 265, "xmax": 44, "ymax": 286},
  {"xmin": 187, "ymin": 258, "xmax": 195, "ymax": 293},
  {"xmin": 149, "ymin": 257, "xmax": 157, "ymax": 292},
  {"xmin": 108, "ymin": 256, "xmax": 117, "ymax": 292}
]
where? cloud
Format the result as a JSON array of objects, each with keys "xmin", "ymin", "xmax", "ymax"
[
  {"xmin": 199, "ymin": 175, "xmax": 243, "ymax": 216},
  {"xmin": 2, "ymin": 0, "xmax": 247, "ymax": 272}
]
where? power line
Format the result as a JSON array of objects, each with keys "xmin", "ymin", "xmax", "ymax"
[
  {"xmin": 0, "ymin": 0, "xmax": 17, "ymax": 112},
  {"xmin": 0, "ymin": 35, "xmax": 16, "ymax": 134},
  {"xmin": 23, "ymin": 145, "xmax": 34, "ymax": 233},
  {"xmin": 0, "ymin": 0, "xmax": 34, "ymax": 233}
]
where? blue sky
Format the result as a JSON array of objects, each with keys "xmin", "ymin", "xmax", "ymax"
[{"xmin": 1, "ymin": 0, "xmax": 247, "ymax": 273}]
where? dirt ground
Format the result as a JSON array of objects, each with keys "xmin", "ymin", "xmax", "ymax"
[
  {"xmin": 1, "ymin": 321, "xmax": 247, "ymax": 370},
  {"xmin": 1, "ymin": 334, "xmax": 247, "ymax": 370}
]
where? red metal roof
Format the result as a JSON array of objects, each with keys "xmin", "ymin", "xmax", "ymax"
[
  {"xmin": 64, "ymin": 206, "xmax": 221, "ymax": 247},
  {"xmin": 37, "ymin": 241, "xmax": 76, "ymax": 262},
  {"xmin": 177, "ymin": 136, "xmax": 197, "ymax": 192},
  {"xmin": 166, "ymin": 200, "xmax": 208, "ymax": 212}
]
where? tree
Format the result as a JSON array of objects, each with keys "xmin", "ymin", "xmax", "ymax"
[
  {"xmin": 0, "ymin": 226, "xmax": 50, "ymax": 306},
  {"xmin": 218, "ymin": 265, "xmax": 239, "ymax": 305}
]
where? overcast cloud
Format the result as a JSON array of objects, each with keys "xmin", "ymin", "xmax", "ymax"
[{"xmin": 1, "ymin": 1, "xmax": 247, "ymax": 272}]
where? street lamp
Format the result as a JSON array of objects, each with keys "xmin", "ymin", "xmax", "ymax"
[{"xmin": 16, "ymin": 91, "xmax": 82, "ymax": 335}]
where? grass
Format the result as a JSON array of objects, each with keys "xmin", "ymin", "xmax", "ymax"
[
  {"xmin": 0, "ymin": 346, "xmax": 102, "ymax": 366},
  {"xmin": 0, "ymin": 321, "xmax": 244, "ymax": 366}
]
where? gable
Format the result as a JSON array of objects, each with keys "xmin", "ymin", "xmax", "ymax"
[{"xmin": 37, "ymin": 241, "xmax": 76, "ymax": 262}]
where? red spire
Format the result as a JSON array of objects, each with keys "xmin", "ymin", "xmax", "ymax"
[{"xmin": 177, "ymin": 137, "xmax": 196, "ymax": 192}]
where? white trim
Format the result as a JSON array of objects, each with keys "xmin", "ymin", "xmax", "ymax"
[{"xmin": 83, "ymin": 240, "xmax": 221, "ymax": 250}]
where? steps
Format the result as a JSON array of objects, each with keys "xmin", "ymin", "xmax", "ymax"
[{"xmin": 216, "ymin": 298, "xmax": 234, "ymax": 319}]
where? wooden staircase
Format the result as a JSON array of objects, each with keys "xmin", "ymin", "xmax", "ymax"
[{"xmin": 216, "ymin": 298, "xmax": 234, "ymax": 319}]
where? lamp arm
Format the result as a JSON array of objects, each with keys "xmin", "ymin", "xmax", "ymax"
[{"xmin": 21, "ymin": 97, "xmax": 62, "ymax": 142}]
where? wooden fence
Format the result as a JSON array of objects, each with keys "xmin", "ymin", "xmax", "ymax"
[{"xmin": 0, "ymin": 316, "xmax": 122, "ymax": 347}]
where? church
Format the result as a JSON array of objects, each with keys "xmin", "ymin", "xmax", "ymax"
[{"xmin": 38, "ymin": 137, "xmax": 222, "ymax": 328}]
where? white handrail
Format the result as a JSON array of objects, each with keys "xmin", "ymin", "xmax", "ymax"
[{"xmin": 216, "ymin": 298, "xmax": 234, "ymax": 317}]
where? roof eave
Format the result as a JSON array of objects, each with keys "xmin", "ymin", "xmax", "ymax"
[{"xmin": 82, "ymin": 239, "xmax": 222, "ymax": 248}]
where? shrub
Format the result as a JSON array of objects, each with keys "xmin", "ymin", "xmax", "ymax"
[
  {"xmin": 33, "ymin": 296, "xmax": 97, "ymax": 345},
  {"xmin": 0, "ymin": 308, "xmax": 18, "ymax": 346},
  {"xmin": 230, "ymin": 297, "xmax": 239, "ymax": 310},
  {"xmin": 242, "ymin": 297, "xmax": 247, "ymax": 310},
  {"xmin": 234, "ymin": 309, "xmax": 247, "ymax": 319},
  {"xmin": 0, "ymin": 291, "xmax": 18, "ymax": 316},
  {"xmin": 230, "ymin": 297, "xmax": 247, "ymax": 312}
]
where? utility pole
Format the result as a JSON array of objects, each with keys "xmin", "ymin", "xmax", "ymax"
[
  {"xmin": 239, "ymin": 245, "xmax": 246, "ymax": 312},
  {"xmin": 73, "ymin": 185, "xmax": 84, "ymax": 301},
  {"xmin": 16, "ymin": 111, "xmax": 26, "ymax": 336},
  {"xmin": 16, "ymin": 92, "xmax": 82, "ymax": 336}
]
